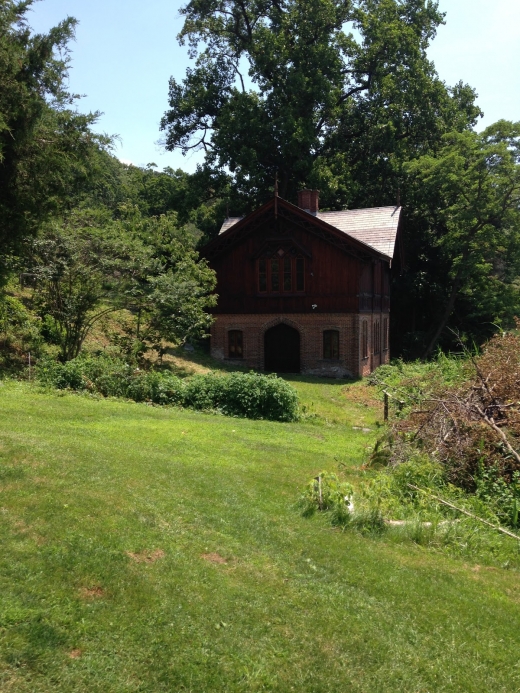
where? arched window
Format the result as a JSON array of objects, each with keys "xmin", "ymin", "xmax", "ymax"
[
  {"xmin": 323, "ymin": 330, "xmax": 340, "ymax": 360},
  {"xmin": 383, "ymin": 318, "xmax": 389, "ymax": 351},
  {"xmin": 373, "ymin": 320, "xmax": 381, "ymax": 355},
  {"xmin": 228, "ymin": 330, "xmax": 243, "ymax": 358},
  {"xmin": 362, "ymin": 321, "xmax": 368, "ymax": 359}
]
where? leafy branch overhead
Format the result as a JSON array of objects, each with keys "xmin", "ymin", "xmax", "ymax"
[{"xmin": 161, "ymin": 0, "xmax": 481, "ymax": 205}]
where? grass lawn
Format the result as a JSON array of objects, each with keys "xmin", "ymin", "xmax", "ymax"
[{"xmin": 1, "ymin": 379, "xmax": 520, "ymax": 692}]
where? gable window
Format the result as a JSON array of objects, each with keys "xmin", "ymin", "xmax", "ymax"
[
  {"xmin": 362, "ymin": 321, "xmax": 368, "ymax": 359},
  {"xmin": 271, "ymin": 258, "xmax": 280, "ymax": 291},
  {"xmin": 296, "ymin": 258, "xmax": 305, "ymax": 291},
  {"xmin": 257, "ymin": 250, "xmax": 305, "ymax": 293},
  {"xmin": 228, "ymin": 330, "xmax": 243, "ymax": 359},
  {"xmin": 259, "ymin": 259, "xmax": 267, "ymax": 292},
  {"xmin": 323, "ymin": 330, "xmax": 340, "ymax": 360},
  {"xmin": 284, "ymin": 257, "xmax": 292, "ymax": 291}
]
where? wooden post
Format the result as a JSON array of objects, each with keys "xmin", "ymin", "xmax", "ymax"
[{"xmin": 384, "ymin": 392, "xmax": 389, "ymax": 422}]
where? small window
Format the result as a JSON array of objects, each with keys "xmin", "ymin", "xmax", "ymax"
[
  {"xmin": 374, "ymin": 321, "xmax": 381, "ymax": 355},
  {"xmin": 383, "ymin": 318, "xmax": 389, "ymax": 351},
  {"xmin": 296, "ymin": 258, "xmax": 305, "ymax": 291},
  {"xmin": 283, "ymin": 257, "xmax": 292, "ymax": 291},
  {"xmin": 270, "ymin": 259, "xmax": 280, "ymax": 292},
  {"xmin": 362, "ymin": 321, "xmax": 368, "ymax": 359},
  {"xmin": 259, "ymin": 259, "xmax": 267, "ymax": 292},
  {"xmin": 323, "ymin": 330, "xmax": 340, "ymax": 360},
  {"xmin": 228, "ymin": 330, "xmax": 243, "ymax": 358}
]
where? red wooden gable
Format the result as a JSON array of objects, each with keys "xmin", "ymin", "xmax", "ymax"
[{"xmin": 202, "ymin": 197, "xmax": 399, "ymax": 316}]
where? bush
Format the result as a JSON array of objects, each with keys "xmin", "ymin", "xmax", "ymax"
[
  {"xmin": 299, "ymin": 471, "xmax": 354, "ymax": 526},
  {"xmin": 35, "ymin": 356, "xmax": 299, "ymax": 422},
  {"xmin": 192, "ymin": 371, "xmax": 299, "ymax": 422}
]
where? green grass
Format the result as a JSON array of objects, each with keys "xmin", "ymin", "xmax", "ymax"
[{"xmin": 1, "ymin": 380, "xmax": 520, "ymax": 692}]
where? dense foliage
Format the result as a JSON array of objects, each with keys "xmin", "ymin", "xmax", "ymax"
[
  {"xmin": 36, "ymin": 356, "xmax": 300, "ymax": 421},
  {"xmin": 0, "ymin": 1, "xmax": 111, "ymax": 284},
  {"xmin": 397, "ymin": 122, "xmax": 520, "ymax": 356},
  {"xmin": 162, "ymin": 0, "xmax": 480, "ymax": 208},
  {"xmin": 368, "ymin": 328, "xmax": 520, "ymax": 527}
]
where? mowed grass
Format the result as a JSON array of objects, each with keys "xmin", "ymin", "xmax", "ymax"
[{"xmin": 1, "ymin": 381, "xmax": 520, "ymax": 692}]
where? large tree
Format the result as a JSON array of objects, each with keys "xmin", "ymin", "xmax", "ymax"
[
  {"xmin": 398, "ymin": 121, "xmax": 520, "ymax": 357},
  {"xmin": 161, "ymin": 0, "xmax": 481, "ymax": 209},
  {"xmin": 29, "ymin": 207, "xmax": 217, "ymax": 361},
  {"xmin": 0, "ymin": 1, "xmax": 107, "ymax": 282}
]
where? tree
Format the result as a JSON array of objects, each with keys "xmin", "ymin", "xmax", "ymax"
[
  {"xmin": 161, "ymin": 0, "xmax": 481, "ymax": 210},
  {"xmin": 107, "ymin": 207, "xmax": 217, "ymax": 355},
  {"xmin": 30, "ymin": 228, "xmax": 116, "ymax": 362},
  {"xmin": 403, "ymin": 121, "xmax": 520, "ymax": 357},
  {"xmin": 29, "ymin": 207, "xmax": 217, "ymax": 361},
  {"xmin": 0, "ymin": 1, "xmax": 107, "ymax": 283}
]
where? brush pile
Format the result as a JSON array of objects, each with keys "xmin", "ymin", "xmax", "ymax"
[{"xmin": 374, "ymin": 324, "xmax": 520, "ymax": 492}]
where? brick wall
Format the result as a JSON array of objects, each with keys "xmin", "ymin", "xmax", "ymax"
[{"xmin": 210, "ymin": 313, "xmax": 390, "ymax": 377}]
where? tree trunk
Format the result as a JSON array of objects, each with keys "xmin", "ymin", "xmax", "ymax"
[{"xmin": 423, "ymin": 272, "xmax": 462, "ymax": 359}]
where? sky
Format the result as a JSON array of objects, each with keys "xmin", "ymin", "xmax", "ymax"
[{"xmin": 29, "ymin": 0, "xmax": 520, "ymax": 173}]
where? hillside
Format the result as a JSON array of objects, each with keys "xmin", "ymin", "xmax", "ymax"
[{"xmin": 1, "ymin": 380, "xmax": 519, "ymax": 692}]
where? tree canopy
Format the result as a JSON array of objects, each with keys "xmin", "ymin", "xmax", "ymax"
[
  {"xmin": 161, "ymin": 0, "xmax": 481, "ymax": 208},
  {"xmin": 0, "ymin": 0, "xmax": 108, "ymax": 283},
  {"xmin": 397, "ymin": 121, "xmax": 520, "ymax": 356}
]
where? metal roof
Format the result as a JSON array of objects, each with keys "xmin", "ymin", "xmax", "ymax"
[{"xmin": 219, "ymin": 205, "xmax": 401, "ymax": 259}]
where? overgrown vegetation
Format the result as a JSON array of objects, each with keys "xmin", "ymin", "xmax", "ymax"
[
  {"xmin": 36, "ymin": 355, "xmax": 300, "ymax": 421},
  {"xmin": 371, "ymin": 328, "xmax": 520, "ymax": 498},
  {"xmin": 299, "ymin": 329, "xmax": 520, "ymax": 568}
]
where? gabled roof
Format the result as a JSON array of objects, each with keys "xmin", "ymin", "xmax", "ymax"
[
  {"xmin": 218, "ymin": 201, "xmax": 401, "ymax": 261},
  {"xmin": 316, "ymin": 207, "xmax": 401, "ymax": 259}
]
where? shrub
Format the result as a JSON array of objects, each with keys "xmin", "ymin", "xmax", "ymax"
[
  {"xmin": 35, "ymin": 356, "xmax": 299, "ymax": 422},
  {"xmin": 299, "ymin": 471, "xmax": 354, "ymax": 526},
  {"xmin": 176, "ymin": 371, "xmax": 299, "ymax": 420}
]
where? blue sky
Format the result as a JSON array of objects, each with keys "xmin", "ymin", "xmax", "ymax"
[{"xmin": 30, "ymin": 0, "xmax": 520, "ymax": 172}]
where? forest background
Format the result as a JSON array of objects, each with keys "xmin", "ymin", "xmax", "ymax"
[{"xmin": 1, "ymin": 0, "xmax": 520, "ymax": 368}]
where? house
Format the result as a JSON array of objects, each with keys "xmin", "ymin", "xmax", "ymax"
[{"xmin": 202, "ymin": 189, "xmax": 402, "ymax": 377}]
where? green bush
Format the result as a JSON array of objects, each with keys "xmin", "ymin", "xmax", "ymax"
[
  {"xmin": 299, "ymin": 471, "xmax": 354, "ymax": 526},
  {"xmin": 475, "ymin": 465, "xmax": 520, "ymax": 529},
  {"xmin": 178, "ymin": 371, "xmax": 299, "ymax": 421},
  {"xmin": 35, "ymin": 356, "xmax": 299, "ymax": 422}
]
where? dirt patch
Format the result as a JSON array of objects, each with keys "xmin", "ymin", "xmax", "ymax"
[
  {"xmin": 126, "ymin": 549, "xmax": 165, "ymax": 564},
  {"xmin": 201, "ymin": 552, "xmax": 227, "ymax": 565},
  {"xmin": 68, "ymin": 649, "xmax": 82, "ymax": 659},
  {"xmin": 79, "ymin": 586, "xmax": 105, "ymax": 599},
  {"xmin": 342, "ymin": 383, "xmax": 380, "ymax": 408}
]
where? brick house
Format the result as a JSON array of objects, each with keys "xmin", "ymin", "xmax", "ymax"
[{"xmin": 202, "ymin": 190, "xmax": 402, "ymax": 377}]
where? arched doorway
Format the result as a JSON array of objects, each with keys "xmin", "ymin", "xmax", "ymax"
[{"xmin": 264, "ymin": 323, "xmax": 300, "ymax": 373}]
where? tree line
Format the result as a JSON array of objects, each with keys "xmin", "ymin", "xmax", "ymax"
[{"xmin": 1, "ymin": 0, "xmax": 519, "ymax": 368}]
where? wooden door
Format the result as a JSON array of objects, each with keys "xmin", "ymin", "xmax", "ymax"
[{"xmin": 264, "ymin": 323, "xmax": 300, "ymax": 373}]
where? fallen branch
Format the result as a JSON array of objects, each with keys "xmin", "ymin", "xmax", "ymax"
[
  {"xmin": 473, "ymin": 404, "xmax": 520, "ymax": 467},
  {"xmin": 407, "ymin": 483, "xmax": 520, "ymax": 541}
]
